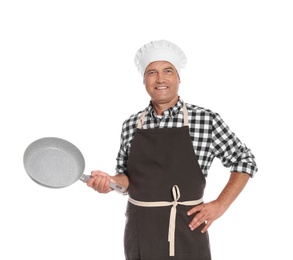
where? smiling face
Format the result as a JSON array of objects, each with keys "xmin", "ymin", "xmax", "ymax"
[{"xmin": 143, "ymin": 61, "xmax": 181, "ymax": 115}]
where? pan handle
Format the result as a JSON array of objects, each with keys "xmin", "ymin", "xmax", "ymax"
[
  {"xmin": 80, "ymin": 174, "xmax": 91, "ymax": 182},
  {"xmin": 79, "ymin": 174, "xmax": 126, "ymax": 194},
  {"xmin": 109, "ymin": 181, "xmax": 127, "ymax": 194}
]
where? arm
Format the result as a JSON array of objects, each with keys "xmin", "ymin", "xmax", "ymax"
[
  {"xmin": 187, "ymin": 171, "xmax": 250, "ymax": 233},
  {"xmin": 186, "ymin": 111, "xmax": 256, "ymax": 232}
]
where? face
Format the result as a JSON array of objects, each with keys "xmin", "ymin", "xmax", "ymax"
[{"xmin": 143, "ymin": 61, "xmax": 180, "ymax": 111}]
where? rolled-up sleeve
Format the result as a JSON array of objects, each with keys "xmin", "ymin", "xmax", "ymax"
[{"xmin": 211, "ymin": 112, "xmax": 258, "ymax": 177}]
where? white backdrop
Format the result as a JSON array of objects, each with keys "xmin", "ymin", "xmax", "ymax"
[{"xmin": 1, "ymin": 1, "xmax": 292, "ymax": 259}]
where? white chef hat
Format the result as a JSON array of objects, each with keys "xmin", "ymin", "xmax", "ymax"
[{"xmin": 134, "ymin": 39, "xmax": 187, "ymax": 76}]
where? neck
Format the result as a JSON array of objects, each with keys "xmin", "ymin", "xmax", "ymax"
[{"xmin": 151, "ymin": 96, "xmax": 179, "ymax": 115}]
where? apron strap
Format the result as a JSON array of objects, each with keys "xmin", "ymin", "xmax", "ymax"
[
  {"xmin": 128, "ymin": 185, "xmax": 203, "ymax": 257},
  {"xmin": 137, "ymin": 102, "xmax": 189, "ymax": 129},
  {"xmin": 137, "ymin": 109, "xmax": 147, "ymax": 129}
]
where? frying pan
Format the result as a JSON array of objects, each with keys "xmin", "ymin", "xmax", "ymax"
[{"xmin": 23, "ymin": 137, "xmax": 126, "ymax": 193}]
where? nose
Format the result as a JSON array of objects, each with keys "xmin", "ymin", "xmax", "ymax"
[{"xmin": 156, "ymin": 72, "xmax": 165, "ymax": 83}]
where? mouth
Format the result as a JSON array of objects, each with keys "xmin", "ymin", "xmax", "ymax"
[{"xmin": 155, "ymin": 86, "xmax": 168, "ymax": 90}]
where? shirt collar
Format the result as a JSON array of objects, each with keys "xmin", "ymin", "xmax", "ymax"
[{"xmin": 145, "ymin": 97, "xmax": 184, "ymax": 118}]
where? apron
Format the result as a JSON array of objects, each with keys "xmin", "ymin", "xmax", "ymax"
[{"xmin": 124, "ymin": 103, "xmax": 211, "ymax": 260}]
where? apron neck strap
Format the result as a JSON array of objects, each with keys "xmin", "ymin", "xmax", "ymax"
[{"xmin": 137, "ymin": 102, "xmax": 189, "ymax": 129}]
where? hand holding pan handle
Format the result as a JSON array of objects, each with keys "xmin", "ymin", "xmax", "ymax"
[{"xmin": 23, "ymin": 137, "xmax": 126, "ymax": 194}]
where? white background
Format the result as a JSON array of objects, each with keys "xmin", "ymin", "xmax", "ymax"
[{"xmin": 1, "ymin": 0, "xmax": 292, "ymax": 259}]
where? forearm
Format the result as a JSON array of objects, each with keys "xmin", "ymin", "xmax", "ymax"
[
  {"xmin": 188, "ymin": 171, "xmax": 250, "ymax": 232},
  {"xmin": 216, "ymin": 171, "xmax": 250, "ymax": 210}
]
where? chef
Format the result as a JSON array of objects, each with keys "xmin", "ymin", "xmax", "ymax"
[{"xmin": 87, "ymin": 39, "xmax": 258, "ymax": 260}]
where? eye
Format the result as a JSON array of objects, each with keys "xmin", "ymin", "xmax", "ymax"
[
  {"xmin": 165, "ymin": 68, "xmax": 174, "ymax": 74},
  {"xmin": 146, "ymin": 70, "xmax": 157, "ymax": 76}
]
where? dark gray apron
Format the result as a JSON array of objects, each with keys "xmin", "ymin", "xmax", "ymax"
[{"xmin": 124, "ymin": 103, "xmax": 211, "ymax": 260}]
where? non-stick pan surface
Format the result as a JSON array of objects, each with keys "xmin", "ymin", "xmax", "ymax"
[{"xmin": 23, "ymin": 137, "xmax": 86, "ymax": 188}]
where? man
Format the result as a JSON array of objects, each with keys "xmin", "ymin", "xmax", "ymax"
[{"xmin": 87, "ymin": 39, "xmax": 258, "ymax": 260}]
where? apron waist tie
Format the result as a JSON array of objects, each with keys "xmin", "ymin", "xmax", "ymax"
[{"xmin": 128, "ymin": 185, "xmax": 203, "ymax": 257}]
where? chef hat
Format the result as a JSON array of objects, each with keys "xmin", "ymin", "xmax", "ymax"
[{"xmin": 134, "ymin": 39, "xmax": 187, "ymax": 76}]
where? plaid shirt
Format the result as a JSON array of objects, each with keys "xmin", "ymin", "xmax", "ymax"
[{"xmin": 116, "ymin": 97, "xmax": 258, "ymax": 177}]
